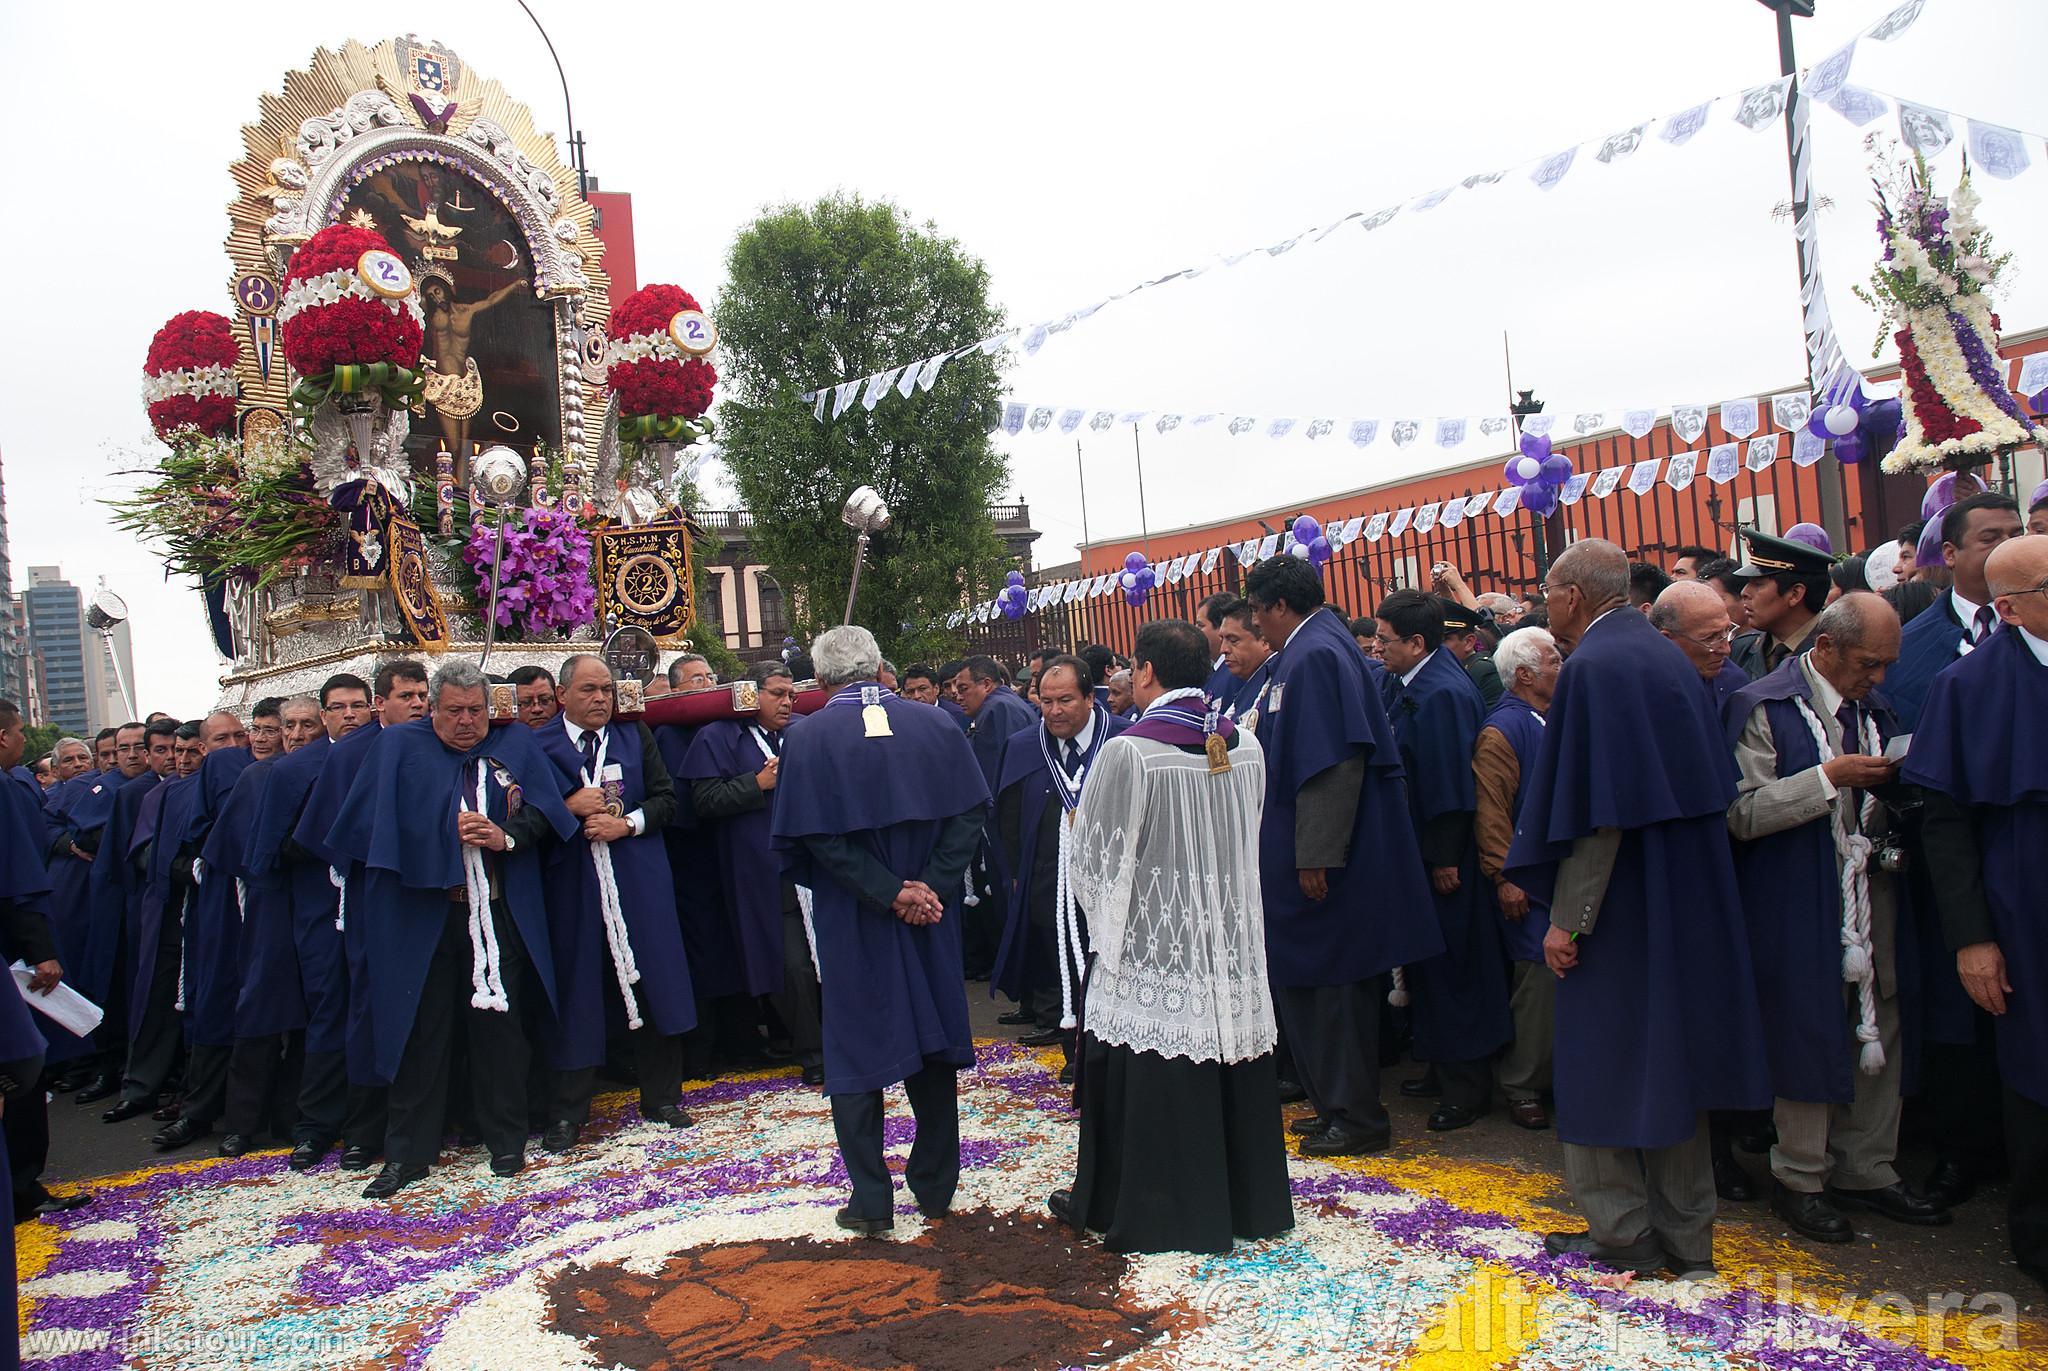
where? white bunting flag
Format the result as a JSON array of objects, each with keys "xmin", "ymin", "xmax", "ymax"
[
  {"xmin": 1660, "ymin": 99, "xmax": 1714, "ymax": 146},
  {"xmin": 1770, "ymin": 392, "xmax": 1813, "ymax": 433},
  {"xmin": 1364, "ymin": 512, "xmax": 1389, "ymax": 541},
  {"xmin": 1589, "ymin": 466, "xmax": 1626, "ymax": 500},
  {"xmin": 1266, "ymin": 418, "xmax": 1297, "ymax": 440},
  {"xmin": 1746, "ymin": 434, "xmax": 1780, "ymax": 471},
  {"xmin": 1521, "ymin": 414, "xmax": 1557, "ymax": 437},
  {"xmin": 1391, "ymin": 420, "xmax": 1422, "ymax": 448},
  {"xmin": 1089, "ymin": 411, "xmax": 1117, "ymax": 432},
  {"xmin": 1388, "ymin": 507, "xmax": 1415, "ymax": 537},
  {"xmin": 1559, "ymin": 473, "xmax": 1591, "ymax": 505},
  {"xmin": 1340, "ymin": 516, "xmax": 1365, "ymax": 543},
  {"xmin": 1621, "ymin": 409, "xmax": 1657, "ymax": 439},
  {"xmin": 1897, "ymin": 101, "xmax": 1954, "ymax": 157},
  {"xmin": 1435, "ymin": 418, "xmax": 1468, "ymax": 448},
  {"xmin": 1707, "ymin": 443, "xmax": 1741, "ymax": 484},
  {"xmin": 1792, "ymin": 430, "xmax": 1827, "ymax": 467},
  {"xmin": 1027, "ymin": 406, "xmax": 1055, "ymax": 432},
  {"xmin": 1201, "ymin": 546, "xmax": 1222, "ymax": 574},
  {"xmin": 1967, "ymin": 120, "xmax": 2032, "ymax": 180},
  {"xmin": 1671, "ymin": 404, "xmax": 1708, "ymax": 445},
  {"xmin": 895, "ymin": 364, "xmax": 921, "ymax": 400},
  {"xmin": 1439, "ymin": 498, "xmax": 1466, "ymax": 529},
  {"xmin": 1257, "ymin": 532, "xmax": 1280, "ymax": 559},
  {"xmin": 1463, "ymin": 492, "xmax": 1492, "ymax": 518},
  {"xmin": 1626, "ymin": 459, "xmax": 1661, "ymax": 495},
  {"xmin": 1057, "ymin": 408, "xmax": 1086, "ymax": 434},
  {"xmin": 1665, "ymin": 451, "xmax": 1700, "ymax": 491},
  {"xmin": 1828, "ymin": 85, "xmax": 1889, "ymax": 128},
  {"xmin": 812, "ymin": 391, "xmax": 828, "ymax": 421},
  {"xmin": 1305, "ymin": 418, "xmax": 1336, "ymax": 441},
  {"xmin": 2017, "ymin": 353, "xmax": 2048, "ymax": 398},
  {"xmin": 862, "ymin": 369, "xmax": 900, "ymax": 411},
  {"xmin": 1868, "ymin": 0, "xmax": 1926, "ymax": 43},
  {"xmin": 1732, "ymin": 78, "xmax": 1790, "ymax": 132},
  {"xmin": 1001, "ymin": 403, "xmax": 1026, "ymax": 435},
  {"xmin": 916, "ymin": 355, "xmax": 946, "ymax": 391},
  {"xmin": 1348, "ymin": 419, "xmax": 1380, "ymax": 448},
  {"xmin": 1531, "ymin": 146, "xmax": 1577, "ymax": 192},
  {"xmin": 832, "ymin": 379, "xmax": 863, "ymax": 418},
  {"xmin": 1804, "ymin": 41, "xmax": 1857, "ymax": 105},
  {"xmin": 1491, "ymin": 487, "xmax": 1522, "ymax": 517},
  {"xmin": 1572, "ymin": 412, "xmax": 1605, "ymax": 436},
  {"xmin": 1413, "ymin": 502, "xmax": 1441, "ymax": 534},
  {"xmin": 1720, "ymin": 397, "xmax": 1760, "ymax": 439}
]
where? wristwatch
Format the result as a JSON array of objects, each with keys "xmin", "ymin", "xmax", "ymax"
[{"xmin": 502, "ymin": 831, "xmax": 517, "ymax": 851}]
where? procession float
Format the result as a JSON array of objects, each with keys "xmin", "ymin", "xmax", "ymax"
[{"xmin": 113, "ymin": 35, "xmax": 790, "ymax": 723}]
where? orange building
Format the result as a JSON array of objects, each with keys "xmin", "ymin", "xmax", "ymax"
[{"xmin": 988, "ymin": 330, "xmax": 2048, "ymax": 659}]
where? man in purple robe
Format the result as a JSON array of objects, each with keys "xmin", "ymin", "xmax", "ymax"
[
  {"xmin": 1906, "ymin": 534, "xmax": 2048, "ymax": 1290},
  {"xmin": 652, "ymin": 654, "xmax": 730, "ymax": 1077},
  {"xmin": 1727, "ymin": 593, "xmax": 1949, "ymax": 1241},
  {"xmin": 1507, "ymin": 539, "xmax": 1770, "ymax": 1279},
  {"xmin": 289, "ymin": 660, "xmax": 429, "ymax": 1170},
  {"xmin": 1374, "ymin": 589, "xmax": 1512, "ymax": 1133},
  {"xmin": 1198, "ymin": 591, "xmax": 1244, "ymax": 715},
  {"xmin": 955, "ymin": 655, "xmax": 1038, "ymax": 979},
  {"xmin": 102, "ymin": 718, "xmax": 186, "ymax": 1124},
  {"xmin": 534, "ymin": 655, "xmax": 695, "ymax": 1150},
  {"xmin": 212, "ymin": 697, "xmax": 325, "ymax": 1158},
  {"xmin": 773, "ymin": 626, "xmax": 988, "ymax": 1235},
  {"xmin": 1242, "ymin": 555, "xmax": 1443, "ymax": 1157},
  {"xmin": 1651, "ymin": 580, "xmax": 1750, "ymax": 712},
  {"xmin": 42, "ymin": 741, "xmax": 125, "ymax": 1101},
  {"xmin": 1471, "ymin": 626, "xmax": 1562, "ymax": 1131},
  {"xmin": 681, "ymin": 662, "xmax": 821, "ymax": 1084},
  {"xmin": 990, "ymin": 654, "xmax": 1129, "ymax": 1063},
  {"xmin": 327, "ymin": 661, "xmax": 578, "ymax": 1198},
  {"xmin": 84, "ymin": 721, "xmax": 163, "ymax": 1116},
  {"xmin": 1, "ymin": 752, "xmax": 60, "ymax": 1353}
]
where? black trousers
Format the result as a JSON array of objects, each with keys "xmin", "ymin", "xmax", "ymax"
[
  {"xmin": 223, "ymin": 1032, "xmax": 303, "ymax": 1139},
  {"xmin": 553, "ymin": 1024, "xmax": 685, "ymax": 1124},
  {"xmin": 295, "ymin": 1050, "xmax": 387, "ymax": 1150},
  {"xmin": 1436, "ymin": 1058, "xmax": 1493, "ymax": 1113},
  {"xmin": 961, "ymin": 847, "xmax": 998, "ymax": 977},
  {"xmin": 4, "ymin": 1079, "xmax": 49, "ymax": 1207},
  {"xmin": 180, "ymin": 1043, "xmax": 232, "ymax": 1129},
  {"xmin": 1274, "ymin": 977, "xmax": 1387, "ymax": 1136},
  {"xmin": 119, "ymin": 896, "xmax": 187, "ymax": 1106},
  {"xmin": 1925, "ymin": 1019, "xmax": 2007, "ymax": 1177},
  {"xmin": 2005, "ymin": 1086, "xmax": 2048, "ymax": 1286},
  {"xmin": 772, "ymin": 906, "xmax": 823, "ymax": 1069},
  {"xmin": 386, "ymin": 902, "xmax": 537, "ymax": 1167},
  {"xmin": 829, "ymin": 1059, "xmax": 959, "ymax": 1221}
]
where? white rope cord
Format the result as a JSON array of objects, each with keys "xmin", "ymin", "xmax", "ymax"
[
  {"xmin": 1053, "ymin": 815, "xmax": 1092, "ymax": 1029},
  {"xmin": 1791, "ymin": 697, "xmax": 1886, "ymax": 1075},
  {"xmin": 1388, "ymin": 966, "xmax": 1411, "ymax": 1007},
  {"xmin": 176, "ymin": 861, "xmax": 201, "ymax": 1012},
  {"xmin": 580, "ymin": 729, "xmax": 643, "ymax": 1030},
  {"xmin": 460, "ymin": 758, "xmax": 510, "ymax": 1012},
  {"xmin": 329, "ymin": 865, "xmax": 347, "ymax": 932},
  {"xmin": 235, "ymin": 878, "xmax": 247, "ymax": 924},
  {"xmin": 751, "ymin": 726, "xmax": 821, "ymax": 981}
]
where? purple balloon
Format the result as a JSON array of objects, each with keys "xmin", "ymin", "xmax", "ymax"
[
  {"xmin": 1915, "ymin": 514, "xmax": 1947, "ymax": 569},
  {"xmin": 1785, "ymin": 522, "xmax": 1832, "ymax": 556},
  {"xmin": 1539, "ymin": 454, "xmax": 1574, "ymax": 485},
  {"xmin": 1832, "ymin": 432, "xmax": 1865, "ymax": 465},
  {"xmin": 1920, "ymin": 470, "xmax": 1987, "ymax": 519},
  {"xmin": 1123, "ymin": 551, "xmax": 1146, "ymax": 573},
  {"xmin": 1310, "ymin": 534, "xmax": 1331, "ymax": 560},
  {"xmin": 1520, "ymin": 484, "xmax": 1557, "ymax": 517},
  {"xmin": 1124, "ymin": 588, "xmax": 1146, "ymax": 607},
  {"xmin": 1136, "ymin": 567, "xmax": 1156, "ymax": 588},
  {"xmin": 1518, "ymin": 431, "xmax": 1552, "ymax": 461},
  {"xmin": 1860, "ymin": 397, "xmax": 1902, "ymax": 442},
  {"xmin": 1806, "ymin": 409, "xmax": 1834, "ymax": 439},
  {"xmin": 1006, "ymin": 570, "xmax": 1025, "ymax": 587},
  {"xmin": 1292, "ymin": 515, "xmax": 1319, "ymax": 542},
  {"xmin": 2030, "ymin": 388, "xmax": 2048, "ymax": 416},
  {"xmin": 1001, "ymin": 597, "xmax": 1024, "ymax": 619}
]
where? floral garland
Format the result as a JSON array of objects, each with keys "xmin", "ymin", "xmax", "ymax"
[
  {"xmin": 104, "ymin": 428, "xmax": 336, "ymax": 587},
  {"xmin": 141, "ymin": 311, "xmax": 239, "ymax": 440},
  {"xmin": 1852, "ymin": 145, "xmax": 2042, "ymax": 474},
  {"xmin": 278, "ymin": 224, "xmax": 425, "ymax": 375},
  {"xmin": 462, "ymin": 505, "xmax": 597, "ymax": 635}
]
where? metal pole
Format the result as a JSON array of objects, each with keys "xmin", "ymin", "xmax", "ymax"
[
  {"xmin": 479, "ymin": 513, "xmax": 508, "ymax": 672},
  {"xmin": 515, "ymin": 0, "xmax": 588, "ymax": 196},
  {"xmin": 843, "ymin": 531, "xmax": 869, "ymax": 625},
  {"xmin": 1769, "ymin": 0, "xmax": 1849, "ymax": 550},
  {"xmin": 1131, "ymin": 424, "xmax": 1152, "ymax": 559},
  {"xmin": 98, "ymin": 630, "xmax": 135, "ymax": 721},
  {"xmin": 1074, "ymin": 440, "xmax": 1092, "ymax": 549}
]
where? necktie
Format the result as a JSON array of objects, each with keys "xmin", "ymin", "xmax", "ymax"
[
  {"xmin": 1973, "ymin": 605, "xmax": 1996, "ymax": 644},
  {"xmin": 579, "ymin": 729, "xmax": 598, "ymax": 775},
  {"xmin": 768, "ymin": 731, "xmax": 782, "ymax": 758},
  {"xmin": 1063, "ymin": 739, "xmax": 1082, "ymax": 777},
  {"xmin": 1835, "ymin": 703, "xmax": 1861, "ymax": 754}
]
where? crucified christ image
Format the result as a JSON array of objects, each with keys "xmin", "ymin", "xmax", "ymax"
[{"xmin": 419, "ymin": 268, "xmax": 529, "ymax": 478}]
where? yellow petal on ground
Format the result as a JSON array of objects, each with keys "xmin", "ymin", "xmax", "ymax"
[{"xmin": 1400, "ymin": 1261, "xmax": 1548, "ymax": 1370}]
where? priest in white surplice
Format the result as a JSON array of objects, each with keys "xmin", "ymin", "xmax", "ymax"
[{"xmin": 1049, "ymin": 619, "xmax": 1295, "ymax": 1254}]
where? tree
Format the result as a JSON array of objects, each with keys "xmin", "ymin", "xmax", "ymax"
[
  {"xmin": 716, "ymin": 193, "xmax": 1008, "ymax": 664},
  {"xmin": 22, "ymin": 724, "xmax": 60, "ymax": 766}
]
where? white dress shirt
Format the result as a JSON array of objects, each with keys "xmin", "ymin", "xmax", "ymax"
[{"xmin": 562, "ymin": 716, "xmax": 646, "ymax": 836}]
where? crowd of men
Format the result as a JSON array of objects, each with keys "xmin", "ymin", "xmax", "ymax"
[{"xmin": 1, "ymin": 481, "xmax": 2044, "ymax": 1281}]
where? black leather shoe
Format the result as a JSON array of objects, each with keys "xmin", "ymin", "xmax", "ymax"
[
  {"xmin": 100, "ymin": 1097, "xmax": 152, "ymax": 1124},
  {"xmin": 74, "ymin": 1074, "xmax": 119, "ymax": 1105},
  {"xmin": 1542, "ymin": 1230, "xmax": 1667, "ymax": 1275},
  {"xmin": 1274, "ymin": 1077, "xmax": 1306, "ymax": 1103},
  {"xmin": 363, "ymin": 1163, "xmax": 428, "ymax": 1199},
  {"xmin": 152, "ymin": 1101, "xmax": 182, "ymax": 1122},
  {"xmin": 151, "ymin": 1118, "xmax": 208, "ymax": 1151},
  {"xmin": 835, "ymin": 1205, "xmax": 892, "ymax": 1236},
  {"xmin": 645, "ymin": 1104, "xmax": 695, "ymax": 1129},
  {"xmin": 23, "ymin": 1192, "xmax": 93, "ymax": 1219},
  {"xmin": 1289, "ymin": 1115, "xmax": 1331, "ymax": 1136},
  {"xmin": 1713, "ymin": 1151, "xmax": 1760, "ymax": 1202},
  {"xmin": 1827, "ymin": 1181, "xmax": 1953, "ymax": 1226},
  {"xmin": 1919, "ymin": 1159, "xmax": 1975, "ymax": 1209},
  {"xmin": 1400, "ymin": 1070, "xmax": 1443, "ymax": 1099},
  {"xmin": 491, "ymin": 1153, "xmax": 524, "ymax": 1177},
  {"xmin": 541, "ymin": 1121, "xmax": 579, "ymax": 1153},
  {"xmin": 1506, "ymin": 1099, "xmax": 1551, "ymax": 1130},
  {"xmin": 997, "ymin": 1010, "xmax": 1034, "ymax": 1025},
  {"xmin": 1299, "ymin": 1124, "xmax": 1390, "ymax": 1158},
  {"xmin": 1017, "ymin": 1027, "xmax": 1066, "ymax": 1048},
  {"xmin": 915, "ymin": 1196, "xmax": 950, "ymax": 1220},
  {"xmin": 1771, "ymin": 1184, "xmax": 1853, "ymax": 1243},
  {"xmin": 337, "ymin": 1145, "xmax": 376, "ymax": 1171},
  {"xmin": 1664, "ymin": 1252, "xmax": 1719, "ymax": 1281},
  {"xmin": 800, "ymin": 1063, "xmax": 825, "ymax": 1087},
  {"xmin": 49, "ymin": 1069, "xmax": 89, "ymax": 1094},
  {"xmin": 288, "ymin": 1140, "xmax": 332, "ymax": 1172},
  {"xmin": 1057, "ymin": 1060, "xmax": 1075, "ymax": 1085},
  {"xmin": 1047, "ymin": 1189, "xmax": 1081, "ymax": 1229},
  {"xmin": 218, "ymin": 1133, "xmax": 252, "ymax": 1157},
  {"xmin": 1427, "ymin": 1103, "xmax": 1486, "ymax": 1132}
]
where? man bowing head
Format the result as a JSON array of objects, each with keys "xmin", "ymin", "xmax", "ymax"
[
  {"xmin": 772, "ymin": 626, "xmax": 989, "ymax": 1237},
  {"xmin": 327, "ymin": 661, "xmax": 578, "ymax": 1199},
  {"xmin": 533, "ymin": 655, "xmax": 696, "ymax": 1152}
]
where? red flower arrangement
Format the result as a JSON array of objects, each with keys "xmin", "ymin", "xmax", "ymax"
[
  {"xmin": 142, "ymin": 310, "xmax": 240, "ymax": 440},
  {"xmin": 606, "ymin": 283, "xmax": 717, "ymax": 421},
  {"xmin": 278, "ymin": 224, "xmax": 424, "ymax": 376}
]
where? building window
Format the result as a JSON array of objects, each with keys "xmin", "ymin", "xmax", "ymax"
[{"xmin": 758, "ymin": 575, "xmax": 786, "ymax": 643}]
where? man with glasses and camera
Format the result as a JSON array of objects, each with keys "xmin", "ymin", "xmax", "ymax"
[{"xmin": 1651, "ymin": 580, "xmax": 1752, "ymax": 712}]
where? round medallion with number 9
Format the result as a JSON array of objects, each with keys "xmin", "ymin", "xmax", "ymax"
[
  {"xmin": 668, "ymin": 310, "xmax": 717, "ymax": 357},
  {"xmin": 357, "ymin": 250, "xmax": 414, "ymax": 299}
]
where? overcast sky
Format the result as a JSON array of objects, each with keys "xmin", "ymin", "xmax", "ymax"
[{"xmin": 3, "ymin": 0, "xmax": 2044, "ymax": 716}]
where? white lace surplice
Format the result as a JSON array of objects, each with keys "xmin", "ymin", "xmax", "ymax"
[{"xmin": 1068, "ymin": 730, "xmax": 1277, "ymax": 1066}]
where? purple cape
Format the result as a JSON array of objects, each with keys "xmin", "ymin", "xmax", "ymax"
[
  {"xmin": 1205, "ymin": 658, "xmax": 1242, "ymax": 714},
  {"xmin": 1388, "ymin": 649, "xmax": 1512, "ymax": 1062},
  {"xmin": 293, "ymin": 722, "xmax": 383, "ymax": 1076},
  {"xmin": 181, "ymin": 749, "xmax": 257, "ymax": 1048},
  {"xmin": 215, "ymin": 755, "xmax": 310, "ymax": 1040},
  {"xmin": 79, "ymin": 771, "xmax": 156, "ymax": 1008},
  {"xmin": 534, "ymin": 719, "xmax": 696, "ymax": 1068},
  {"xmin": 988, "ymin": 707, "xmax": 1129, "ymax": 1002},
  {"xmin": 773, "ymin": 688, "xmax": 987, "ymax": 1095},
  {"xmin": 41, "ymin": 776, "xmax": 107, "ymax": 1051},
  {"xmin": 1504, "ymin": 607, "xmax": 1770, "ymax": 1147},
  {"xmin": 1726, "ymin": 661, "xmax": 1914, "ymax": 1103},
  {"xmin": 1883, "ymin": 594, "xmax": 1968, "ymax": 732},
  {"xmin": 654, "ymin": 723, "xmax": 737, "ymax": 997},
  {"xmin": 679, "ymin": 718, "xmax": 798, "ymax": 998},
  {"xmin": 132, "ymin": 775, "xmax": 203, "ymax": 1038},
  {"xmin": 1481, "ymin": 693, "xmax": 1550, "ymax": 962},
  {"xmin": 969, "ymin": 688, "xmax": 1038, "ymax": 790},
  {"xmin": 1903, "ymin": 626, "xmax": 2048, "ymax": 1104},
  {"xmin": 1256, "ymin": 607, "xmax": 1442, "ymax": 986},
  {"xmin": 245, "ymin": 734, "xmax": 350, "ymax": 1055},
  {"xmin": 326, "ymin": 719, "xmax": 577, "ymax": 1083}
]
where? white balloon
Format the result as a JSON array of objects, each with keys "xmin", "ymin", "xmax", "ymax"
[
  {"xmin": 1119, "ymin": 571, "xmax": 1137, "ymax": 588},
  {"xmin": 1823, "ymin": 404, "xmax": 1858, "ymax": 436},
  {"xmin": 1289, "ymin": 544, "xmax": 1312, "ymax": 559},
  {"xmin": 1514, "ymin": 456, "xmax": 1542, "ymax": 481}
]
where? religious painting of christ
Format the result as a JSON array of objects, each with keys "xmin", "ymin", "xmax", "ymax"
[{"xmin": 341, "ymin": 162, "xmax": 561, "ymax": 481}]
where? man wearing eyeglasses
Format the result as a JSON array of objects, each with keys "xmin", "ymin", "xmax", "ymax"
[
  {"xmin": 1651, "ymin": 580, "xmax": 1751, "ymax": 713},
  {"xmin": 1906, "ymin": 535, "xmax": 2048, "ymax": 1292}
]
